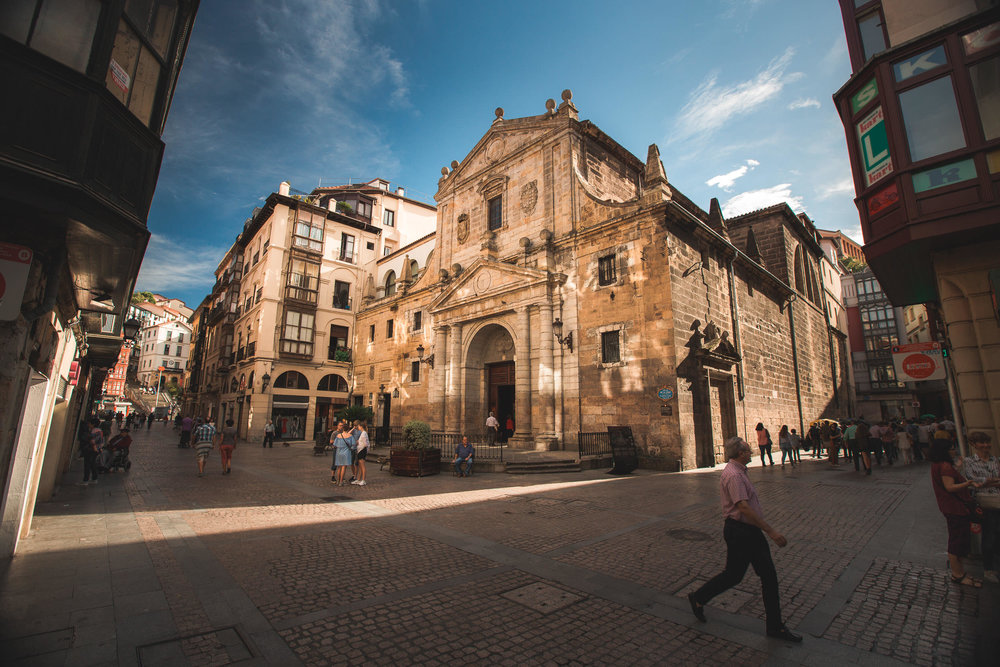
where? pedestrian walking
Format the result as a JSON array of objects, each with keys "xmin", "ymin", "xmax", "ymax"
[
  {"xmin": 687, "ymin": 436, "xmax": 802, "ymax": 642},
  {"xmin": 896, "ymin": 425, "xmax": 913, "ymax": 465},
  {"xmin": 789, "ymin": 429, "xmax": 803, "ymax": 463},
  {"xmin": 179, "ymin": 415, "xmax": 193, "ymax": 448},
  {"xmin": 146, "ymin": 413, "xmax": 153, "ymax": 430},
  {"xmin": 778, "ymin": 425, "xmax": 795, "ymax": 467},
  {"xmin": 79, "ymin": 418, "xmax": 102, "ymax": 486},
  {"xmin": 219, "ymin": 419, "xmax": 237, "ymax": 474},
  {"xmin": 330, "ymin": 422, "xmax": 355, "ymax": 486},
  {"xmin": 263, "ymin": 418, "xmax": 275, "ymax": 448},
  {"xmin": 808, "ymin": 422, "xmax": 822, "ymax": 458},
  {"xmin": 963, "ymin": 432, "xmax": 1000, "ymax": 584},
  {"xmin": 827, "ymin": 422, "xmax": 842, "ymax": 466},
  {"xmin": 755, "ymin": 423, "xmax": 774, "ymax": 466},
  {"xmin": 842, "ymin": 420, "xmax": 859, "ymax": 471},
  {"xmin": 485, "ymin": 411, "xmax": 499, "ymax": 447},
  {"xmin": 880, "ymin": 421, "xmax": 897, "ymax": 465},
  {"xmin": 192, "ymin": 418, "xmax": 217, "ymax": 477},
  {"xmin": 350, "ymin": 421, "xmax": 369, "ymax": 486},
  {"xmin": 929, "ymin": 440, "xmax": 982, "ymax": 587}
]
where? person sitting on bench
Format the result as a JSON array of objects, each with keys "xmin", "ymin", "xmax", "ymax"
[{"xmin": 453, "ymin": 436, "xmax": 474, "ymax": 477}]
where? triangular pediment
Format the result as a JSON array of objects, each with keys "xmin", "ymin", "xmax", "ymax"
[
  {"xmin": 430, "ymin": 258, "xmax": 549, "ymax": 314},
  {"xmin": 445, "ymin": 116, "xmax": 561, "ymax": 185}
]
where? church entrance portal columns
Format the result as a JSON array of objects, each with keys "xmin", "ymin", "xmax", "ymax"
[
  {"xmin": 537, "ymin": 302, "xmax": 557, "ymax": 449},
  {"xmin": 512, "ymin": 306, "xmax": 532, "ymax": 445},
  {"xmin": 446, "ymin": 322, "xmax": 463, "ymax": 432},
  {"xmin": 433, "ymin": 325, "xmax": 448, "ymax": 431}
]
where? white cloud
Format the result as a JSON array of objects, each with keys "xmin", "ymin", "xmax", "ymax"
[
  {"xmin": 135, "ymin": 234, "xmax": 230, "ymax": 296},
  {"xmin": 722, "ymin": 184, "xmax": 805, "ymax": 217},
  {"xmin": 672, "ymin": 48, "xmax": 801, "ymax": 141},
  {"xmin": 817, "ymin": 178, "xmax": 855, "ymax": 200},
  {"xmin": 788, "ymin": 98, "xmax": 821, "ymax": 110},
  {"xmin": 706, "ymin": 159, "xmax": 760, "ymax": 190}
]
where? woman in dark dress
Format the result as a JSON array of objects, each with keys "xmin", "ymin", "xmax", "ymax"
[{"xmin": 929, "ymin": 440, "xmax": 982, "ymax": 587}]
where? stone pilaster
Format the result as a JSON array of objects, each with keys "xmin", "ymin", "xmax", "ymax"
[
  {"xmin": 433, "ymin": 325, "xmax": 448, "ymax": 431},
  {"xmin": 446, "ymin": 322, "xmax": 463, "ymax": 433},
  {"xmin": 538, "ymin": 302, "xmax": 556, "ymax": 449},
  {"xmin": 510, "ymin": 305, "xmax": 533, "ymax": 449}
]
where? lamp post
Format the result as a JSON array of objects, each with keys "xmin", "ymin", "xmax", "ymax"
[
  {"xmin": 552, "ymin": 318, "xmax": 574, "ymax": 353},
  {"xmin": 153, "ymin": 365, "xmax": 164, "ymax": 416}
]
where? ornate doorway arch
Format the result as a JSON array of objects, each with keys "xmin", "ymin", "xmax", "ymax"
[{"xmin": 462, "ymin": 323, "xmax": 515, "ymax": 442}]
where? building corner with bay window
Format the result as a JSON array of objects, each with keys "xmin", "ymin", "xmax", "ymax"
[{"xmin": 833, "ymin": 0, "xmax": 1000, "ymax": 445}]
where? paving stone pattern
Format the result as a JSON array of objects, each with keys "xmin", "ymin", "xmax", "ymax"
[
  {"xmin": 824, "ymin": 558, "xmax": 979, "ymax": 666},
  {"xmin": 2, "ymin": 427, "xmax": 997, "ymax": 666}
]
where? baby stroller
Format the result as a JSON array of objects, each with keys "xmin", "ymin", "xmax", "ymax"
[
  {"xmin": 313, "ymin": 428, "xmax": 331, "ymax": 456},
  {"xmin": 106, "ymin": 446, "xmax": 132, "ymax": 472},
  {"xmin": 99, "ymin": 431, "xmax": 132, "ymax": 472}
]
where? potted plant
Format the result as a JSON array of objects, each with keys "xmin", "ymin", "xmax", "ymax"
[{"xmin": 390, "ymin": 420, "xmax": 440, "ymax": 476}]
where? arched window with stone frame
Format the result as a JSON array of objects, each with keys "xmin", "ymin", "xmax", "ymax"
[{"xmin": 384, "ymin": 270, "xmax": 397, "ymax": 296}]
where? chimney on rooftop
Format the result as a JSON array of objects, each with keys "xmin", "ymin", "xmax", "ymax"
[
  {"xmin": 279, "ymin": 181, "xmax": 290, "ymax": 196},
  {"xmin": 396, "ymin": 186, "xmax": 405, "ymax": 197}
]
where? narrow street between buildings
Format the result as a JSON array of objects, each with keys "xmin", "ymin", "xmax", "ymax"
[{"xmin": 1, "ymin": 424, "xmax": 996, "ymax": 666}]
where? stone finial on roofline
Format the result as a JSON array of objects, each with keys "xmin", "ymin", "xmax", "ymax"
[
  {"xmin": 642, "ymin": 144, "xmax": 672, "ymax": 204},
  {"xmin": 744, "ymin": 226, "xmax": 764, "ymax": 265},
  {"xmin": 708, "ymin": 198, "xmax": 729, "ymax": 240}
]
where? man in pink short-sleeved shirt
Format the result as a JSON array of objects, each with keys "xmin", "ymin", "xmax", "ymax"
[{"xmin": 687, "ymin": 436, "xmax": 802, "ymax": 643}]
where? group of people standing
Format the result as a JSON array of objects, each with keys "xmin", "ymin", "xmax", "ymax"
[
  {"xmin": 328, "ymin": 420, "xmax": 370, "ymax": 486},
  {"xmin": 753, "ymin": 416, "xmax": 958, "ymax": 475}
]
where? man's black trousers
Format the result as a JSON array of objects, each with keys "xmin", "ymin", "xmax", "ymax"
[{"xmin": 690, "ymin": 518, "xmax": 783, "ymax": 632}]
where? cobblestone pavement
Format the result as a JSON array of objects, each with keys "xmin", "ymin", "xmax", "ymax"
[{"xmin": 1, "ymin": 425, "xmax": 997, "ymax": 666}]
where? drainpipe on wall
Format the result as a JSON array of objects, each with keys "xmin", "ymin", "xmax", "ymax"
[
  {"xmin": 726, "ymin": 256, "xmax": 745, "ymax": 401},
  {"xmin": 786, "ymin": 295, "xmax": 805, "ymax": 434}
]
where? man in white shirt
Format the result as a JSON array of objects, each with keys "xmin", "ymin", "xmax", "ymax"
[{"xmin": 485, "ymin": 412, "xmax": 499, "ymax": 446}]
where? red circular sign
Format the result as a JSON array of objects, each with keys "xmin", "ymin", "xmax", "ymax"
[{"xmin": 902, "ymin": 353, "xmax": 936, "ymax": 379}]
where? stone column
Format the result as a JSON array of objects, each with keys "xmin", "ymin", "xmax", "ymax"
[
  {"xmin": 446, "ymin": 322, "xmax": 463, "ymax": 433},
  {"xmin": 513, "ymin": 305, "xmax": 532, "ymax": 446},
  {"xmin": 433, "ymin": 325, "xmax": 448, "ymax": 431},
  {"xmin": 538, "ymin": 302, "xmax": 555, "ymax": 449}
]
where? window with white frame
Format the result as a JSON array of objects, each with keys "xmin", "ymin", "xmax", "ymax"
[{"xmin": 281, "ymin": 310, "xmax": 314, "ymax": 356}]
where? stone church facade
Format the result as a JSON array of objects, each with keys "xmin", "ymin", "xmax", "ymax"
[{"xmin": 352, "ymin": 91, "xmax": 849, "ymax": 470}]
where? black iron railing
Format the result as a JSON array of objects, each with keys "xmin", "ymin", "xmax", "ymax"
[
  {"xmin": 375, "ymin": 428, "xmax": 505, "ymax": 462},
  {"xmin": 578, "ymin": 431, "xmax": 611, "ymax": 457}
]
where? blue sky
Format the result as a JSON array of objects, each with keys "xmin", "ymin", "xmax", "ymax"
[{"xmin": 137, "ymin": 0, "xmax": 859, "ymax": 307}]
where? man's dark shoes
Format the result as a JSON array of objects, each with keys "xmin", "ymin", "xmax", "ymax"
[
  {"xmin": 767, "ymin": 626, "xmax": 803, "ymax": 642},
  {"xmin": 688, "ymin": 594, "xmax": 706, "ymax": 622}
]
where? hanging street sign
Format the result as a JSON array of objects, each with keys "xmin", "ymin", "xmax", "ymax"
[
  {"xmin": 0, "ymin": 243, "xmax": 33, "ymax": 321},
  {"xmin": 857, "ymin": 106, "xmax": 893, "ymax": 187},
  {"xmin": 892, "ymin": 342, "xmax": 945, "ymax": 382}
]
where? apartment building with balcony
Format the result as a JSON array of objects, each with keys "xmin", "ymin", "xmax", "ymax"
[
  {"xmin": 187, "ymin": 180, "xmax": 436, "ymax": 442},
  {"xmin": 844, "ymin": 268, "xmax": 920, "ymax": 420},
  {"xmin": 136, "ymin": 318, "xmax": 192, "ymax": 390}
]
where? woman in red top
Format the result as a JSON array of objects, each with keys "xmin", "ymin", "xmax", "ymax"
[{"xmin": 929, "ymin": 440, "xmax": 982, "ymax": 587}]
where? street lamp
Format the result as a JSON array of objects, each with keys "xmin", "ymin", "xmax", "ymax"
[
  {"xmin": 153, "ymin": 365, "xmax": 164, "ymax": 415},
  {"xmin": 261, "ymin": 372, "xmax": 271, "ymax": 392},
  {"xmin": 122, "ymin": 318, "xmax": 141, "ymax": 342},
  {"xmin": 552, "ymin": 318, "xmax": 574, "ymax": 353},
  {"xmin": 415, "ymin": 343, "xmax": 434, "ymax": 368}
]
